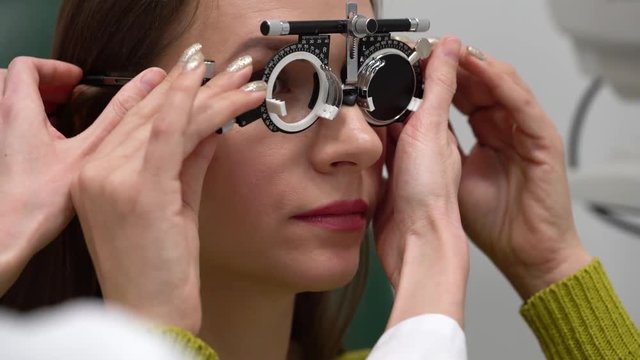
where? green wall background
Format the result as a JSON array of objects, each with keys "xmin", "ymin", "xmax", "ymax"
[
  {"xmin": 0, "ymin": 0, "xmax": 393, "ymax": 350},
  {"xmin": 344, "ymin": 236, "xmax": 393, "ymax": 350},
  {"xmin": 0, "ymin": 0, "xmax": 62, "ymax": 67}
]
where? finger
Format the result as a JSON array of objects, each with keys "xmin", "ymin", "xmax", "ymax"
[
  {"xmin": 448, "ymin": 121, "xmax": 467, "ymax": 164},
  {"xmin": 0, "ymin": 69, "xmax": 7, "ymax": 97},
  {"xmin": 92, "ymin": 60, "xmax": 187, "ymax": 156},
  {"xmin": 372, "ymin": 179, "xmax": 394, "ymax": 236},
  {"xmin": 468, "ymin": 106, "xmax": 515, "ymax": 151},
  {"xmin": 447, "ymin": 129, "xmax": 461, "ymax": 164},
  {"xmin": 385, "ymin": 123, "xmax": 403, "ymax": 177},
  {"xmin": 73, "ymin": 67, "xmax": 166, "ymax": 150},
  {"xmin": 41, "ymin": 85, "xmax": 80, "ymax": 109},
  {"xmin": 180, "ymin": 134, "xmax": 218, "ymax": 212},
  {"xmin": 201, "ymin": 55, "xmax": 254, "ymax": 95},
  {"xmin": 454, "ymin": 47, "xmax": 528, "ymax": 116},
  {"xmin": 388, "ymin": 122, "xmax": 403, "ymax": 143},
  {"xmin": 460, "ymin": 49, "xmax": 553, "ymax": 139},
  {"xmin": 3, "ymin": 57, "xmax": 82, "ymax": 103},
  {"xmin": 414, "ymin": 36, "xmax": 462, "ymax": 132},
  {"xmin": 122, "ymin": 51, "xmax": 191, "ymax": 120},
  {"xmin": 185, "ymin": 85, "xmax": 267, "ymax": 156},
  {"xmin": 182, "ymin": 57, "xmax": 257, "ymax": 142},
  {"xmin": 143, "ymin": 51, "xmax": 207, "ymax": 179},
  {"xmin": 121, "ymin": 66, "xmax": 181, "ymax": 121},
  {"xmin": 463, "ymin": 48, "xmax": 534, "ymax": 96},
  {"xmin": 453, "ymin": 66, "xmax": 495, "ymax": 115}
]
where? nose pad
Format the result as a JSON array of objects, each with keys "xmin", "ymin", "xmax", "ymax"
[
  {"xmin": 342, "ymin": 87, "xmax": 358, "ymax": 107},
  {"xmin": 340, "ymin": 63, "xmax": 358, "ymax": 107}
]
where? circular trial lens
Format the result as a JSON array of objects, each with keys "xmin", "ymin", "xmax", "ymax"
[
  {"xmin": 367, "ymin": 52, "xmax": 415, "ymax": 122},
  {"xmin": 272, "ymin": 59, "xmax": 318, "ymax": 124},
  {"xmin": 357, "ymin": 38, "xmax": 423, "ymax": 126},
  {"xmin": 264, "ymin": 47, "xmax": 342, "ymax": 133}
]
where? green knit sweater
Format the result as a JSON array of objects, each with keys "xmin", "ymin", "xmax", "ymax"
[
  {"xmin": 520, "ymin": 259, "xmax": 639, "ymax": 359},
  {"xmin": 163, "ymin": 259, "xmax": 639, "ymax": 359}
]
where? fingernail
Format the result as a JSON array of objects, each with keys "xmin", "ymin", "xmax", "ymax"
[
  {"xmin": 180, "ymin": 43, "xmax": 205, "ymax": 71},
  {"xmin": 226, "ymin": 55, "xmax": 253, "ymax": 73},
  {"xmin": 467, "ymin": 45, "xmax": 486, "ymax": 61},
  {"xmin": 442, "ymin": 37, "xmax": 461, "ymax": 62},
  {"xmin": 242, "ymin": 80, "xmax": 267, "ymax": 92},
  {"xmin": 139, "ymin": 68, "xmax": 167, "ymax": 93}
]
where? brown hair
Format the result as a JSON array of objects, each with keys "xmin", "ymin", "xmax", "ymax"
[{"xmin": 1, "ymin": 1, "xmax": 370, "ymax": 359}]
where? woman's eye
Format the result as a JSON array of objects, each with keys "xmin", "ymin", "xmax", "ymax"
[
  {"xmin": 273, "ymin": 78, "xmax": 290, "ymax": 95},
  {"xmin": 250, "ymin": 70, "xmax": 291, "ymax": 95}
]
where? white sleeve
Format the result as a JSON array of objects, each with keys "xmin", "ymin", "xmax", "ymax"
[
  {"xmin": 366, "ymin": 314, "xmax": 467, "ymax": 360},
  {"xmin": 0, "ymin": 301, "xmax": 193, "ymax": 360}
]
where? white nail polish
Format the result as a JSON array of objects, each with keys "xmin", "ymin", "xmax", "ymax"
[
  {"xmin": 180, "ymin": 43, "xmax": 204, "ymax": 71},
  {"xmin": 226, "ymin": 55, "xmax": 253, "ymax": 72},
  {"xmin": 180, "ymin": 43, "xmax": 202, "ymax": 63},
  {"xmin": 467, "ymin": 45, "xmax": 486, "ymax": 61},
  {"xmin": 242, "ymin": 80, "xmax": 268, "ymax": 92}
]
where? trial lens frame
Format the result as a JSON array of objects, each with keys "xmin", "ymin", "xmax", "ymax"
[
  {"xmin": 82, "ymin": 1, "xmax": 433, "ymax": 134},
  {"xmin": 235, "ymin": 1, "xmax": 433, "ymax": 133}
]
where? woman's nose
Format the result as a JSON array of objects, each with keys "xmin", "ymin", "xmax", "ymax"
[{"xmin": 309, "ymin": 106, "xmax": 383, "ymax": 173}]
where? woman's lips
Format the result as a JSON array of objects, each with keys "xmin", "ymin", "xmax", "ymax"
[{"xmin": 292, "ymin": 199, "xmax": 368, "ymax": 231}]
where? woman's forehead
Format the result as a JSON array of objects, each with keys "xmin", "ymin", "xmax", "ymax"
[
  {"xmin": 197, "ymin": 0, "xmax": 374, "ymax": 35},
  {"xmin": 208, "ymin": 0, "xmax": 373, "ymax": 20},
  {"xmin": 191, "ymin": 0, "xmax": 374, "ymax": 65}
]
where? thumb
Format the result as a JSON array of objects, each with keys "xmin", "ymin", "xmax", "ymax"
[
  {"xmin": 414, "ymin": 36, "xmax": 462, "ymax": 132},
  {"xmin": 181, "ymin": 134, "xmax": 218, "ymax": 213},
  {"xmin": 75, "ymin": 67, "xmax": 167, "ymax": 149}
]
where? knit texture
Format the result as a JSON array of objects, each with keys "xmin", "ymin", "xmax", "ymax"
[
  {"xmin": 521, "ymin": 258, "xmax": 640, "ymax": 359},
  {"xmin": 336, "ymin": 349, "xmax": 370, "ymax": 360},
  {"xmin": 160, "ymin": 327, "xmax": 370, "ymax": 360},
  {"xmin": 158, "ymin": 326, "xmax": 220, "ymax": 360}
]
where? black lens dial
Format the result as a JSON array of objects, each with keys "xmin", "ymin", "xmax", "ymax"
[{"xmin": 358, "ymin": 35, "xmax": 424, "ymax": 125}]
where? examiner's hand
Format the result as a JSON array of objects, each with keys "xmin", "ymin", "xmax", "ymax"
[
  {"xmin": 374, "ymin": 37, "xmax": 469, "ymax": 329},
  {"xmin": 455, "ymin": 47, "xmax": 592, "ymax": 300},
  {"xmin": 70, "ymin": 45, "xmax": 266, "ymax": 333},
  {"xmin": 0, "ymin": 57, "xmax": 163, "ymax": 296}
]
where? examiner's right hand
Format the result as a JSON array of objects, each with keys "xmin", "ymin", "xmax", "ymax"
[
  {"xmin": 374, "ymin": 37, "xmax": 468, "ymax": 329},
  {"xmin": 70, "ymin": 45, "xmax": 266, "ymax": 333},
  {"xmin": 0, "ymin": 57, "xmax": 165, "ymax": 296}
]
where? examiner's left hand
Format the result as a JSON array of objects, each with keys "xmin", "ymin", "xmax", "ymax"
[
  {"xmin": 71, "ymin": 47, "xmax": 266, "ymax": 333},
  {"xmin": 373, "ymin": 37, "xmax": 469, "ymax": 329}
]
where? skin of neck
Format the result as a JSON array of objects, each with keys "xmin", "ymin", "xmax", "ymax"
[{"xmin": 199, "ymin": 267, "xmax": 297, "ymax": 360}]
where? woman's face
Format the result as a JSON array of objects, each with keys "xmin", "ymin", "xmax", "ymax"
[{"xmin": 161, "ymin": 0, "xmax": 384, "ymax": 292}]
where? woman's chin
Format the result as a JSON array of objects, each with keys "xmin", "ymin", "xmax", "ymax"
[{"xmin": 279, "ymin": 249, "xmax": 362, "ymax": 293}]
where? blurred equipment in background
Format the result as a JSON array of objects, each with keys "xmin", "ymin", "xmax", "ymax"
[
  {"xmin": 550, "ymin": 0, "xmax": 640, "ymax": 99},
  {"xmin": 548, "ymin": 0, "xmax": 640, "ymax": 235}
]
